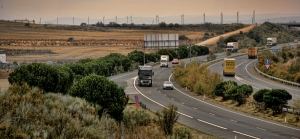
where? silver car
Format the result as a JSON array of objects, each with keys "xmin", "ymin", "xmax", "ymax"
[{"xmin": 163, "ymin": 81, "xmax": 173, "ymax": 90}]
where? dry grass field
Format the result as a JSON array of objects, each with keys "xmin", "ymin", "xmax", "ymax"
[{"xmin": 0, "ymin": 21, "xmax": 206, "ymax": 63}]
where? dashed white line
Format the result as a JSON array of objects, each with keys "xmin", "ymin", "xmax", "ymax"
[
  {"xmin": 169, "ymin": 72, "xmax": 300, "ymax": 132},
  {"xmin": 292, "ymin": 137, "xmax": 299, "ymax": 139},
  {"xmin": 193, "ymin": 107, "xmax": 197, "ymax": 109},
  {"xmin": 181, "ymin": 102, "xmax": 184, "ymax": 105},
  {"xmin": 133, "ymin": 77, "xmax": 193, "ymax": 119},
  {"xmin": 163, "ymin": 94, "xmax": 166, "ymax": 96},
  {"xmin": 171, "ymin": 98, "xmax": 174, "ymax": 100},
  {"xmin": 209, "ymin": 113, "xmax": 215, "ymax": 116},
  {"xmin": 230, "ymin": 119, "xmax": 238, "ymax": 123},
  {"xmin": 256, "ymin": 127, "xmax": 266, "ymax": 131},
  {"xmin": 197, "ymin": 119, "xmax": 227, "ymax": 130},
  {"xmin": 233, "ymin": 131, "xmax": 260, "ymax": 139}
]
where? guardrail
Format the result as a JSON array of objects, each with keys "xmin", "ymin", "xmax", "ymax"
[
  {"xmin": 254, "ymin": 63, "xmax": 300, "ymax": 88},
  {"xmin": 203, "ymin": 52, "xmax": 248, "ymax": 66}
]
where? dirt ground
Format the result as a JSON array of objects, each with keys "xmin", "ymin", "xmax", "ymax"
[
  {"xmin": 0, "ymin": 21, "xmax": 255, "ymax": 90},
  {"xmin": 196, "ymin": 25, "xmax": 255, "ymax": 46},
  {"xmin": 0, "ymin": 79, "xmax": 9, "ymax": 92}
]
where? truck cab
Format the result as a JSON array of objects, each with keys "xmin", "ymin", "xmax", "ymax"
[
  {"xmin": 226, "ymin": 42, "xmax": 238, "ymax": 53},
  {"xmin": 138, "ymin": 65, "xmax": 154, "ymax": 87},
  {"xmin": 267, "ymin": 37, "xmax": 277, "ymax": 46},
  {"xmin": 160, "ymin": 55, "xmax": 169, "ymax": 67}
]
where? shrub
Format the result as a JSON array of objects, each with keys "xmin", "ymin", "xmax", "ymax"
[
  {"xmin": 8, "ymin": 63, "xmax": 73, "ymax": 93},
  {"xmin": 68, "ymin": 74, "xmax": 129, "ymax": 121}
]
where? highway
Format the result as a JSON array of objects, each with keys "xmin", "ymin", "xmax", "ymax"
[{"xmin": 108, "ymin": 44, "xmax": 300, "ymax": 139}]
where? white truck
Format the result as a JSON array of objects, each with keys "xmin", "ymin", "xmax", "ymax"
[
  {"xmin": 267, "ymin": 37, "xmax": 277, "ymax": 46},
  {"xmin": 160, "ymin": 55, "xmax": 169, "ymax": 67},
  {"xmin": 226, "ymin": 42, "xmax": 238, "ymax": 53}
]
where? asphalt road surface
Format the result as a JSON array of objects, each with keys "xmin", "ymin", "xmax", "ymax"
[{"xmin": 109, "ymin": 44, "xmax": 300, "ymax": 139}]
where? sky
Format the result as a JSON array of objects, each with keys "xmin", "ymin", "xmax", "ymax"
[{"xmin": 0, "ymin": 0, "xmax": 300, "ymax": 25}]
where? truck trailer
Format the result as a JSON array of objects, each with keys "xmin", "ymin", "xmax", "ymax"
[
  {"xmin": 160, "ymin": 55, "xmax": 169, "ymax": 67},
  {"xmin": 226, "ymin": 42, "xmax": 239, "ymax": 53},
  {"xmin": 223, "ymin": 58, "xmax": 236, "ymax": 76},
  {"xmin": 267, "ymin": 37, "xmax": 277, "ymax": 46},
  {"xmin": 138, "ymin": 65, "xmax": 154, "ymax": 87},
  {"xmin": 248, "ymin": 47, "xmax": 258, "ymax": 59}
]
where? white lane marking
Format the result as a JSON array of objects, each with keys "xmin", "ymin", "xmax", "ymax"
[
  {"xmin": 163, "ymin": 94, "xmax": 166, "ymax": 96},
  {"xmin": 110, "ymin": 65, "xmax": 160, "ymax": 80},
  {"xmin": 133, "ymin": 77, "xmax": 193, "ymax": 118},
  {"xmin": 171, "ymin": 98, "xmax": 174, "ymax": 100},
  {"xmin": 181, "ymin": 102, "xmax": 184, "ymax": 105},
  {"xmin": 235, "ymin": 76, "xmax": 263, "ymax": 90},
  {"xmin": 257, "ymin": 127, "xmax": 266, "ymax": 131},
  {"xmin": 193, "ymin": 107, "xmax": 197, "ymax": 109},
  {"xmin": 230, "ymin": 119, "xmax": 238, "ymax": 123},
  {"xmin": 233, "ymin": 131, "xmax": 260, "ymax": 139},
  {"xmin": 197, "ymin": 119, "xmax": 227, "ymax": 130},
  {"xmin": 209, "ymin": 113, "xmax": 215, "ymax": 116},
  {"xmin": 292, "ymin": 137, "xmax": 299, "ymax": 139},
  {"xmin": 245, "ymin": 59, "xmax": 300, "ymax": 93},
  {"xmin": 236, "ymin": 60, "xmax": 248, "ymax": 68},
  {"xmin": 169, "ymin": 72, "xmax": 300, "ymax": 132}
]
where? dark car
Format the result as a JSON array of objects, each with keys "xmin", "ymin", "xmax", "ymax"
[{"xmin": 172, "ymin": 59, "xmax": 179, "ymax": 64}]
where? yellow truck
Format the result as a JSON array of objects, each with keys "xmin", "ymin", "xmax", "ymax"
[
  {"xmin": 223, "ymin": 58, "xmax": 236, "ymax": 76},
  {"xmin": 248, "ymin": 47, "xmax": 258, "ymax": 59}
]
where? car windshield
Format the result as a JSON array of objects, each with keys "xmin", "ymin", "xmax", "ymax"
[
  {"xmin": 161, "ymin": 60, "xmax": 167, "ymax": 62},
  {"xmin": 173, "ymin": 59, "xmax": 178, "ymax": 61},
  {"xmin": 139, "ymin": 70, "xmax": 152, "ymax": 76},
  {"xmin": 227, "ymin": 46, "xmax": 233, "ymax": 48},
  {"xmin": 164, "ymin": 81, "xmax": 172, "ymax": 84},
  {"xmin": 267, "ymin": 40, "xmax": 272, "ymax": 42}
]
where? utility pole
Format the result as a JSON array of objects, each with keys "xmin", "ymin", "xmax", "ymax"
[
  {"xmin": 183, "ymin": 14, "xmax": 184, "ymax": 25},
  {"xmin": 221, "ymin": 12, "xmax": 223, "ymax": 24},
  {"xmin": 131, "ymin": 15, "xmax": 132, "ymax": 24},
  {"xmin": 88, "ymin": 17, "xmax": 89, "ymax": 25},
  {"xmin": 189, "ymin": 40, "xmax": 192, "ymax": 63},
  {"xmin": 253, "ymin": 10, "xmax": 255, "ymax": 24},
  {"xmin": 237, "ymin": 11, "xmax": 239, "ymax": 23},
  {"xmin": 103, "ymin": 16, "xmax": 105, "ymax": 25},
  {"xmin": 203, "ymin": 13, "xmax": 205, "ymax": 24},
  {"xmin": 116, "ymin": 16, "xmax": 117, "ymax": 24},
  {"xmin": 40, "ymin": 18, "xmax": 41, "ymax": 24},
  {"xmin": 57, "ymin": 17, "xmax": 58, "ymax": 25},
  {"xmin": 73, "ymin": 17, "xmax": 74, "ymax": 25},
  {"xmin": 127, "ymin": 16, "xmax": 128, "ymax": 24}
]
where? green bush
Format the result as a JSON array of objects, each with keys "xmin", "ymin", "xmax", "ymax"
[
  {"xmin": 8, "ymin": 63, "xmax": 73, "ymax": 94},
  {"xmin": 68, "ymin": 74, "xmax": 129, "ymax": 121},
  {"xmin": 263, "ymin": 89, "xmax": 292, "ymax": 114}
]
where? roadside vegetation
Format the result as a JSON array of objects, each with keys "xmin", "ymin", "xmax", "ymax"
[
  {"xmin": 1, "ymin": 45, "xmax": 214, "ymax": 138},
  {"xmin": 172, "ymin": 61, "xmax": 300, "ymax": 127},
  {"xmin": 257, "ymin": 47, "xmax": 300, "ymax": 83},
  {"xmin": 0, "ymin": 83, "xmax": 219, "ymax": 138}
]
